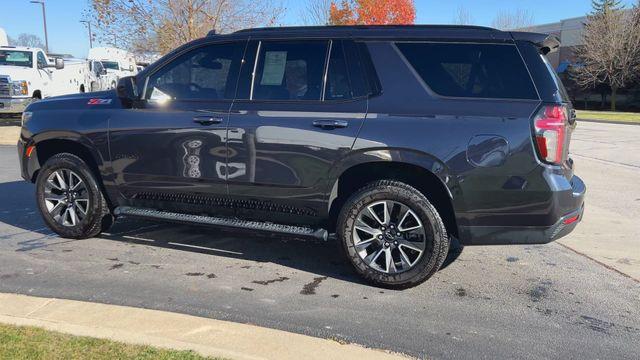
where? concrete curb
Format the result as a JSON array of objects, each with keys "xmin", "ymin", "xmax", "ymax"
[
  {"xmin": 0, "ymin": 293, "xmax": 408, "ymax": 360},
  {"xmin": 577, "ymin": 119, "xmax": 640, "ymax": 126}
]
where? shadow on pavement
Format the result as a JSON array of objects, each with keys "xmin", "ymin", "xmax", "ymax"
[{"xmin": 0, "ymin": 179, "xmax": 461, "ymax": 286}]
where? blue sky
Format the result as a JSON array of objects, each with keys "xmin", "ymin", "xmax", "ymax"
[{"xmin": 1, "ymin": 0, "xmax": 637, "ymax": 58}]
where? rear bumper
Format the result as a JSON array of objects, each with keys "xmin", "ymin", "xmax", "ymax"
[
  {"xmin": 459, "ymin": 174, "xmax": 586, "ymax": 245},
  {"xmin": 0, "ymin": 97, "xmax": 32, "ymax": 114}
]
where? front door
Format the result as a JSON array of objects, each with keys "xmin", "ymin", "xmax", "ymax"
[
  {"xmin": 109, "ymin": 40, "xmax": 246, "ymax": 215},
  {"xmin": 226, "ymin": 39, "xmax": 369, "ymax": 225}
]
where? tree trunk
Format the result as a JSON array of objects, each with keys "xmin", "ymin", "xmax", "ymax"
[{"xmin": 611, "ymin": 86, "xmax": 617, "ymax": 112}]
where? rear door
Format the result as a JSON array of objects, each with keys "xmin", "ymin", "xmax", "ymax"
[
  {"xmin": 225, "ymin": 39, "xmax": 369, "ymax": 225},
  {"xmin": 108, "ymin": 40, "xmax": 246, "ymax": 213}
]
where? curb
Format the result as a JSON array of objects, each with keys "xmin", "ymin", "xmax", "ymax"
[
  {"xmin": 577, "ymin": 119, "xmax": 640, "ymax": 126},
  {"xmin": 0, "ymin": 293, "xmax": 408, "ymax": 360}
]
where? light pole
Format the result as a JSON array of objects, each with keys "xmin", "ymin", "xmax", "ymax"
[
  {"xmin": 30, "ymin": 0, "xmax": 49, "ymax": 53},
  {"xmin": 80, "ymin": 20, "xmax": 93, "ymax": 48}
]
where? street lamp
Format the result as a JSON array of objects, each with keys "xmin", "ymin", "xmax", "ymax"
[
  {"xmin": 30, "ymin": 0, "xmax": 49, "ymax": 53},
  {"xmin": 80, "ymin": 20, "xmax": 93, "ymax": 48}
]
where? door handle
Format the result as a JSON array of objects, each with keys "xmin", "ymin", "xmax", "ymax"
[
  {"xmin": 193, "ymin": 116, "xmax": 224, "ymax": 126},
  {"xmin": 312, "ymin": 119, "xmax": 348, "ymax": 130}
]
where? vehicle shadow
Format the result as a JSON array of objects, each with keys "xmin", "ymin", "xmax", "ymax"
[{"xmin": 0, "ymin": 180, "xmax": 462, "ymax": 286}]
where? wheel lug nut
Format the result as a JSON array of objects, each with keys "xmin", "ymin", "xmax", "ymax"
[
  {"xmin": 378, "ymin": 235, "xmax": 383, "ymax": 240},
  {"xmin": 384, "ymin": 242, "xmax": 390, "ymax": 247},
  {"xmin": 380, "ymin": 226, "xmax": 385, "ymax": 230},
  {"xmin": 397, "ymin": 232, "xmax": 401, "ymax": 236},
  {"xmin": 394, "ymin": 241, "xmax": 398, "ymax": 245}
]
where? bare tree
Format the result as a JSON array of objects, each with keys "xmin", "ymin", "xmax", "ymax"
[
  {"xmin": 491, "ymin": 9, "xmax": 535, "ymax": 30},
  {"xmin": 86, "ymin": 0, "xmax": 284, "ymax": 55},
  {"xmin": 11, "ymin": 33, "xmax": 46, "ymax": 49},
  {"xmin": 572, "ymin": 5, "xmax": 640, "ymax": 110},
  {"xmin": 301, "ymin": 0, "xmax": 332, "ymax": 25},
  {"xmin": 452, "ymin": 6, "xmax": 474, "ymax": 25}
]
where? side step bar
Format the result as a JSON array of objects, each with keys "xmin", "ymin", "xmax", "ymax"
[{"xmin": 113, "ymin": 206, "xmax": 328, "ymax": 241}]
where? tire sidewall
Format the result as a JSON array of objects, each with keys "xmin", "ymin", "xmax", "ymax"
[
  {"xmin": 338, "ymin": 182, "xmax": 449, "ymax": 287},
  {"xmin": 35, "ymin": 154, "xmax": 104, "ymax": 238}
]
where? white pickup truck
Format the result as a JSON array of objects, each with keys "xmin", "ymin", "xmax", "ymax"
[{"xmin": 0, "ymin": 46, "xmax": 95, "ymax": 115}]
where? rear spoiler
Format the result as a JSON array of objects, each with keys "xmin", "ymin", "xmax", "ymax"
[{"xmin": 510, "ymin": 32, "xmax": 561, "ymax": 55}]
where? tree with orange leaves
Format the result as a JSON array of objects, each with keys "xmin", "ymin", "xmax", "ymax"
[{"xmin": 329, "ymin": 0, "xmax": 416, "ymax": 25}]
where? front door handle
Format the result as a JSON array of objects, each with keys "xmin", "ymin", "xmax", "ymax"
[
  {"xmin": 312, "ymin": 119, "xmax": 348, "ymax": 130},
  {"xmin": 193, "ymin": 116, "xmax": 224, "ymax": 126}
]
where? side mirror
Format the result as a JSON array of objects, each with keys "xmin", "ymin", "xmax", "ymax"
[
  {"xmin": 116, "ymin": 76, "xmax": 139, "ymax": 107},
  {"xmin": 54, "ymin": 58, "xmax": 64, "ymax": 70},
  {"xmin": 101, "ymin": 69, "xmax": 107, "ymax": 75}
]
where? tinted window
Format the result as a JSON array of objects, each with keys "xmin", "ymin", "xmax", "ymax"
[
  {"xmin": 396, "ymin": 43, "xmax": 538, "ymax": 100},
  {"xmin": 252, "ymin": 41, "xmax": 328, "ymax": 101},
  {"xmin": 146, "ymin": 42, "xmax": 243, "ymax": 101},
  {"xmin": 325, "ymin": 41, "xmax": 352, "ymax": 100}
]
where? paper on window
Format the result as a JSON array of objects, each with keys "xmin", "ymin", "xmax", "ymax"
[{"xmin": 260, "ymin": 51, "xmax": 287, "ymax": 86}]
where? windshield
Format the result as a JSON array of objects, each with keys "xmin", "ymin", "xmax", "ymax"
[
  {"xmin": 0, "ymin": 50, "xmax": 33, "ymax": 67},
  {"xmin": 102, "ymin": 61, "xmax": 120, "ymax": 70}
]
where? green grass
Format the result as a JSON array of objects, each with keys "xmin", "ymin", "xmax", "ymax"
[
  {"xmin": 576, "ymin": 110, "xmax": 640, "ymax": 123},
  {"xmin": 0, "ymin": 323, "xmax": 224, "ymax": 360}
]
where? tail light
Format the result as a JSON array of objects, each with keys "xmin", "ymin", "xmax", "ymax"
[{"xmin": 533, "ymin": 105, "xmax": 568, "ymax": 165}]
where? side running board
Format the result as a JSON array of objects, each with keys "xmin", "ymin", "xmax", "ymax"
[{"xmin": 113, "ymin": 206, "xmax": 328, "ymax": 241}]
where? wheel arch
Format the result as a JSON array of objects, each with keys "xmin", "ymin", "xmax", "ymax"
[
  {"xmin": 31, "ymin": 135, "xmax": 105, "ymax": 185},
  {"xmin": 326, "ymin": 150, "xmax": 460, "ymax": 238}
]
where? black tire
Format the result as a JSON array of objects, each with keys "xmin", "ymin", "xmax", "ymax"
[
  {"xmin": 337, "ymin": 180, "xmax": 450, "ymax": 288},
  {"xmin": 35, "ymin": 153, "xmax": 112, "ymax": 239}
]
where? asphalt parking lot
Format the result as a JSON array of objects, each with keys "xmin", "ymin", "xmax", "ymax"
[{"xmin": 0, "ymin": 121, "xmax": 639, "ymax": 359}]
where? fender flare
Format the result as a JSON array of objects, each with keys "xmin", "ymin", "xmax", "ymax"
[{"xmin": 325, "ymin": 148, "xmax": 460, "ymax": 210}]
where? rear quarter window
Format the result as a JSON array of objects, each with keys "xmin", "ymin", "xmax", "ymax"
[{"xmin": 396, "ymin": 42, "xmax": 538, "ymax": 100}]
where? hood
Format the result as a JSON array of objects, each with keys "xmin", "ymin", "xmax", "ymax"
[
  {"xmin": 0, "ymin": 65, "xmax": 35, "ymax": 81},
  {"xmin": 26, "ymin": 89, "xmax": 121, "ymax": 112}
]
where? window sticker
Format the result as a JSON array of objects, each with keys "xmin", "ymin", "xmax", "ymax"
[{"xmin": 260, "ymin": 51, "xmax": 287, "ymax": 86}]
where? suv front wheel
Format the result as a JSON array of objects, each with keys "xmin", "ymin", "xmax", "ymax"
[
  {"xmin": 35, "ymin": 153, "xmax": 113, "ymax": 239},
  {"xmin": 337, "ymin": 180, "xmax": 450, "ymax": 288}
]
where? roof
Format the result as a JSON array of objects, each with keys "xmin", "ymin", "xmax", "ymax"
[{"xmin": 207, "ymin": 24, "xmax": 507, "ymax": 40}]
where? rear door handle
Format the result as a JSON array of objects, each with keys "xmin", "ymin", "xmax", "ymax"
[
  {"xmin": 312, "ymin": 119, "xmax": 348, "ymax": 130},
  {"xmin": 193, "ymin": 116, "xmax": 224, "ymax": 126}
]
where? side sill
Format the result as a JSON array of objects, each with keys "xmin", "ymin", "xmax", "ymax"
[{"xmin": 113, "ymin": 206, "xmax": 328, "ymax": 241}]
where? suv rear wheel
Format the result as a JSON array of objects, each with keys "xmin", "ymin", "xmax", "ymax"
[
  {"xmin": 35, "ymin": 153, "xmax": 113, "ymax": 239},
  {"xmin": 337, "ymin": 180, "xmax": 449, "ymax": 288}
]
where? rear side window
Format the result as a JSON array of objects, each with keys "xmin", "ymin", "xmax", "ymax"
[
  {"xmin": 396, "ymin": 43, "xmax": 538, "ymax": 100},
  {"xmin": 252, "ymin": 41, "xmax": 328, "ymax": 101}
]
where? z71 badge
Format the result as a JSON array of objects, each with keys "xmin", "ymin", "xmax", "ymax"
[{"xmin": 87, "ymin": 98, "xmax": 113, "ymax": 105}]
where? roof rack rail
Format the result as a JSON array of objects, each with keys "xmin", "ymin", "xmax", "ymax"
[{"xmin": 234, "ymin": 24, "xmax": 499, "ymax": 33}]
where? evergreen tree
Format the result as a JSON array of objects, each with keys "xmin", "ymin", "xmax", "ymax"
[{"xmin": 591, "ymin": 0, "xmax": 623, "ymax": 14}]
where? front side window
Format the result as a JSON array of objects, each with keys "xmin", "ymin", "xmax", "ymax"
[
  {"xmin": 252, "ymin": 41, "xmax": 328, "ymax": 101},
  {"xmin": 94, "ymin": 61, "xmax": 104, "ymax": 75},
  {"xmin": 145, "ymin": 42, "xmax": 243, "ymax": 101},
  {"xmin": 396, "ymin": 42, "xmax": 538, "ymax": 100},
  {"xmin": 37, "ymin": 52, "xmax": 48, "ymax": 68},
  {"xmin": 0, "ymin": 50, "xmax": 33, "ymax": 68}
]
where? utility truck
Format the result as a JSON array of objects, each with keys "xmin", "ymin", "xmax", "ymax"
[
  {"xmin": 0, "ymin": 46, "xmax": 93, "ymax": 115},
  {"xmin": 87, "ymin": 47, "xmax": 137, "ymax": 88}
]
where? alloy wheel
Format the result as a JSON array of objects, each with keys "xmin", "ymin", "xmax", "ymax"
[
  {"xmin": 352, "ymin": 200, "xmax": 427, "ymax": 274},
  {"xmin": 43, "ymin": 169, "xmax": 90, "ymax": 227}
]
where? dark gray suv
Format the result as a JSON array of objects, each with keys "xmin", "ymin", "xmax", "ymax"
[{"xmin": 18, "ymin": 25, "xmax": 585, "ymax": 288}]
